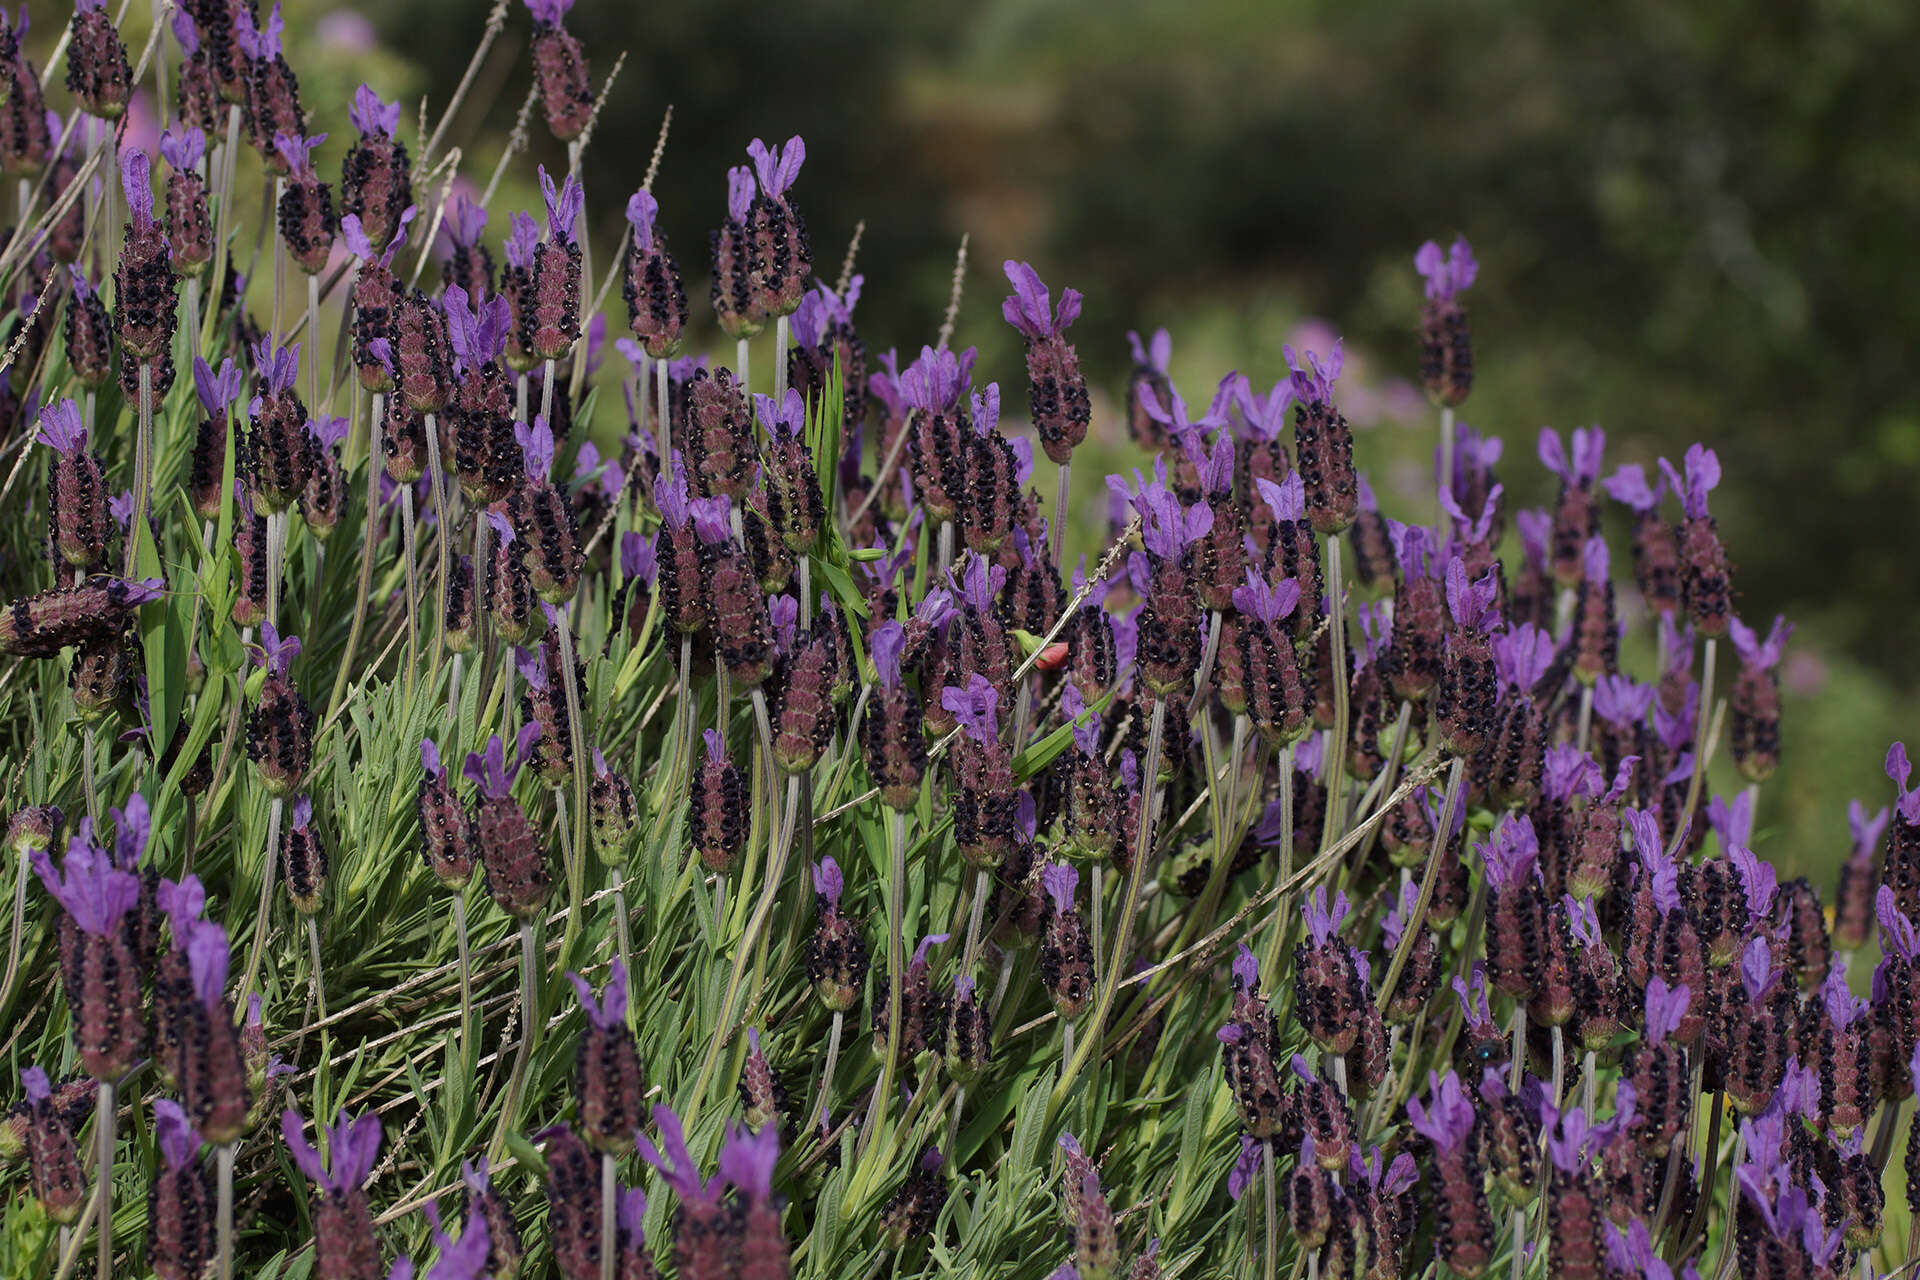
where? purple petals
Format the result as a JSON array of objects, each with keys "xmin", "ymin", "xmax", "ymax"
[
  {"xmin": 1491, "ymin": 622, "xmax": 1556, "ymax": 693},
  {"xmin": 1414, "ymin": 235, "xmax": 1477, "ymax": 302},
  {"xmin": 1592, "ymin": 674, "xmax": 1653, "ymax": 728},
  {"xmin": 1602, "ymin": 462, "xmax": 1664, "ymax": 513},
  {"xmin": 908, "ymin": 932, "xmax": 950, "ymax": 975},
  {"xmin": 443, "ymin": 285, "xmax": 512, "ymax": 371},
  {"xmin": 1581, "ymin": 535, "xmax": 1609, "ymax": 584},
  {"xmin": 504, "ymin": 211, "xmax": 541, "ymax": 269},
  {"xmin": 900, "ymin": 344, "xmax": 972, "ymax": 415},
  {"xmin": 717, "ymin": 1120, "xmax": 780, "ymax": 1202},
  {"xmin": 1283, "ymin": 339, "xmax": 1344, "ymax": 405},
  {"xmin": 252, "ymin": 337, "xmax": 302, "ymax": 396},
  {"xmin": 1302, "ymin": 886, "xmax": 1350, "ymax": 948},
  {"xmin": 515, "ymin": 416, "xmax": 557, "ymax": 482},
  {"xmin": 1230, "ymin": 569, "xmax": 1300, "ymax": 629},
  {"xmin": 1740, "ymin": 936, "xmax": 1777, "ymax": 1001},
  {"xmin": 755, "ymin": 388, "xmax": 807, "ymax": 439},
  {"xmin": 623, "ymin": 188, "xmax": 660, "ymax": 252},
  {"xmin": 251, "ymin": 621, "xmax": 302, "ymax": 675},
  {"xmin": 32, "ymin": 839, "xmax": 139, "ymax": 937},
  {"xmin": 184, "ymin": 919, "xmax": 231, "ymax": 1007},
  {"xmin": 1127, "ymin": 327, "xmax": 1172, "ymax": 374},
  {"xmin": 941, "ymin": 673, "xmax": 1001, "ymax": 746},
  {"xmin": 34, "ymin": 398, "xmax": 86, "ymax": 455},
  {"xmin": 1727, "ymin": 614, "xmax": 1791, "ymax": 670},
  {"xmin": 870, "ymin": 620, "xmax": 907, "ymax": 688},
  {"xmin": 1000, "ymin": 260, "xmax": 1081, "ymax": 339},
  {"xmin": 703, "ymin": 729, "xmax": 728, "ymax": 767},
  {"xmin": 1643, "ymin": 976, "xmax": 1690, "ymax": 1045},
  {"xmin": 689, "ymin": 496, "xmax": 732, "ymax": 547},
  {"xmin": 1658, "ymin": 443, "xmax": 1721, "ymax": 520},
  {"xmin": 1820, "ymin": 962, "xmax": 1866, "ymax": 1029},
  {"xmin": 1040, "ymin": 861, "xmax": 1078, "ymax": 914},
  {"xmin": 636, "ymin": 1104, "xmax": 721, "ymax": 1205},
  {"xmin": 1543, "ymin": 745, "xmax": 1603, "ymax": 803},
  {"xmin": 1478, "ymin": 813, "xmax": 1540, "ymax": 889},
  {"xmin": 192, "ymin": 356, "xmax": 244, "ymax": 419},
  {"xmin": 1443, "ymin": 557, "xmax": 1501, "ymax": 633},
  {"xmin": 523, "ymin": 0, "xmax": 574, "ymax": 24},
  {"xmin": 282, "ymin": 1107, "xmax": 382, "ymax": 1194},
  {"xmin": 1878, "ymin": 886, "xmax": 1920, "ymax": 961},
  {"xmin": 1537, "ymin": 425, "xmax": 1605, "ymax": 486},
  {"xmin": 725, "ymin": 165, "xmax": 754, "ymax": 223},
  {"xmin": 272, "ymin": 131, "xmax": 325, "ymax": 178},
  {"xmin": 159, "ymin": 125, "xmax": 205, "ymax": 174},
  {"xmin": 745, "ymin": 136, "xmax": 805, "ymax": 200},
  {"xmin": 120, "ymin": 147, "xmax": 156, "ymax": 232},
  {"xmin": 349, "ymin": 85, "xmax": 400, "ymax": 139},
  {"xmin": 462, "ymin": 732, "xmax": 525, "ymax": 800},
  {"xmin": 1227, "ymin": 1135, "xmax": 1264, "ymax": 1202},
  {"xmin": 566, "ymin": 959, "xmax": 629, "ymax": 1031},
  {"xmin": 153, "ymin": 1098, "xmax": 201, "ymax": 1170},
  {"xmin": 538, "ymin": 166, "xmax": 585, "ymax": 244},
  {"xmin": 421, "ymin": 738, "xmax": 445, "ymax": 781},
  {"xmin": 1890, "ymin": 742, "xmax": 1920, "ymax": 823},
  {"xmin": 1234, "ymin": 375, "xmax": 1292, "ymax": 442},
  {"xmin": 812, "ymin": 856, "xmax": 843, "ymax": 908},
  {"xmin": 1848, "ymin": 800, "xmax": 1889, "ymax": 859},
  {"xmin": 1407, "ymin": 1070, "xmax": 1475, "ymax": 1152},
  {"xmin": 620, "ymin": 531, "xmax": 657, "ymax": 584}
]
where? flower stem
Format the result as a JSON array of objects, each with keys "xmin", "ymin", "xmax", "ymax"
[
  {"xmin": 453, "ymin": 890, "xmax": 474, "ymax": 1067},
  {"xmin": 93, "ymin": 1079, "xmax": 113, "ymax": 1280},
  {"xmin": 427, "ymin": 412, "xmax": 452, "ymax": 680},
  {"xmin": 306, "ymin": 914, "xmax": 327, "ymax": 1027},
  {"xmin": 400, "ymin": 483, "xmax": 421, "ymax": 706},
  {"xmin": 216, "ymin": 1143, "xmax": 234, "ymax": 1280},
  {"xmin": 771, "ymin": 315, "xmax": 789, "ymax": 406},
  {"xmin": 327, "ymin": 391, "xmax": 382, "ymax": 723},
  {"xmin": 1321, "ymin": 536, "xmax": 1351, "ymax": 844},
  {"xmin": 1667, "ymin": 636, "xmax": 1718, "ymax": 860},
  {"xmin": 862, "ymin": 807, "xmax": 909, "ymax": 1161},
  {"xmin": 554, "ymin": 606, "xmax": 591, "ymax": 968},
  {"xmin": 803, "ymin": 1010, "xmax": 844, "ymax": 1137},
  {"xmin": 1050, "ymin": 460, "xmax": 1071, "ymax": 571},
  {"xmin": 1258, "ymin": 742, "xmax": 1296, "ymax": 980},
  {"xmin": 123, "ymin": 362, "xmax": 152, "ymax": 576},
  {"xmin": 236, "ymin": 796, "xmax": 285, "ymax": 1010},
  {"xmin": 0, "ymin": 847, "xmax": 28, "ymax": 1016},
  {"xmin": 487, "ymin": 918, "xmax": 540, "ymax": 1163},
  {"xmin": 600, "ymin": 1152, "xmax": 617, "ymax": 1280},
  {"xmin": 1374, "ymin": 755, "xmax": 1465, "ymax": 1014},
  {"xmin": 1262, "ymin": 1137, "xmax": 1278, "ymax": 1280}
]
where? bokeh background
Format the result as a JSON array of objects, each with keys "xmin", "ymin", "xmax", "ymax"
[{"xmin": 49, "ymin": 0, "xmax": 1920, "ymax": 880}]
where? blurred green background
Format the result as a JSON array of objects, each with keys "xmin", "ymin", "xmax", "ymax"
[{"xmin": 78, "ymin": 0, "xmax": 1920, "ymax": 879}]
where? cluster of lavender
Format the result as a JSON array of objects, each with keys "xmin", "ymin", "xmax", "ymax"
[{"xmin": 0, "ymin": 0, "xmax": 1914, "ymax": 1276}]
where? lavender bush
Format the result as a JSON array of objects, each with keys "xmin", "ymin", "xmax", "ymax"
[{"xmin": 0, "ymin": 4, "xmax": 1911, "ymax": 1278}]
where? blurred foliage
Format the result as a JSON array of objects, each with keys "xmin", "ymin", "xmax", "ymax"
[{"xmin": 279, "ymin": 0, "xmax": 1920, "ymax": 866}]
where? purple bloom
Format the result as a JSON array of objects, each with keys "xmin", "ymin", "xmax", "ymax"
[
  {"xmin": 620, "ymin": 532, "xmax": 657, "ymax": 584},
  {"xmin": 110, "ymin": 793, "xmax": 150, "ymax": 870},
  {"xmin": 1414, "ymin": 236, "xmax": 1477, "ymax": 302},
  {"xmin": 1302, "ymin": 886, "xmax": 1350, "ymax": 948},
  {"xmin": 1000, "ymin": 260, "xmax": 1082, "ymax": 340},
  {"xmin": 504, "ymin": 211, "xmax": 541, "ymax": 270},
  {"xmin": 171, "ymin": 7, "xmax": 199, "ymax": 52},
  {"xmin": 621, "ymin": 189, "xmax": 658, "ymax": 252},
  {"xmin": 443, "ymin": 285, "xmax": 512, "ymax": 372},
  {"xmin": 1444, "ymin": 557, "xmax": 1501, "ymax": 633},
  {"xmin": 1543, "ymin": 1105, "xmax": 1596, "ymax": 1174},
  {"xmin": 1108, "ymin": 460, "xmax": 1212, "ymax": 560},
  {"xmin": 1394, "ymin": 522, "xmax": 1438, "ymax": 580},
  {"xmin": 1741, "ymin": 936, "xmax": 1778, "ymax": 1001},
  {"xmin": 811, "ymin": 856, "xmax": 843, "ymax": 909},
  {"xmin": 1658, "ymin": 444, "xmax": 1721, "ymax": 520},
  {"xmin": 717, "ymin": 1120, "xmax": 780, "ymax": 1203},
  {"xmin": 1878, "ymin": 887, "xmax": 1919, "ymax": 961},
  {"xmin": 250, "ymin": 621, "xmax": 302, "ymax": 675},
  {"xmin": 1543, "ymin": 746, "xmax": 1603, "ymax": 803},
  {"xmin": 154, "ymin": 1098, "xmax": 201, "ymax": 1170},
  {"xmin": 159, "ymin": 126, "xmax": 205, "ymax": 173},
  {"xmin": 1728, "ymin": 614, "xmax": 1791, "ymax": 670},
  {"xmin": 1127, "ymin": 328, "xmax": 1171, "ymax": 374},
  {"xmin": 272, "ymin": 131, "xmax": 325, "ymax": 179},
  {"xmin": 908, "ymin": 933, "xmax": 951, "ymax": 979},
  {"xmin": 725, "ymin": 165, "xmax": 754, "ymax": 223},
  {"xmin": 1891, "ymin": 743, "xmax": 1920, "ymax": 824},
  {"xmin": 537, "ymin": 167, "xmax": 585, "ymax": 245},
  {"xmin": 941, "ymin": 674, "xmax": 1000, "ymax": 745},
  {"xmin": 421, "ymin": 738, "xmax": 446, "ymax": 782},
  {"xmin": 1706, "ymin": 790, "xmax": 1755, "ymax": 849},
  {"xmin": 1230, "ymin": 570, "xmax": 1299, "ymax": 628},
  {"xmin": 1644, "ymin": 976, "xmax": 1690, "ymax": 1046},
  {"xmin": 1478, "ymin": 813, "xmax": 1539, "ymax": 888},
  {"xmin": 1581, "ymin": 536, "xmax": 1609, "ymax": 584},
  {"xmin": 899, "ymin": 344, "xmax": 975, "ymax": 415},
  {"xmin": 192, "ymin": 357, "xmax": 244, "ymax": 419},
  {"xmin": 956, "ymin": 555, "xmax": 1007, "ymax": 616},
  {"xmin": 1728, "ymin": 845, "xmax": 1776, "ymax": 922},
  {"xmin": 1227, "ymin": 1134, "xmax": 1264, "ymax": 1202},
  {"xmin": 1439, "ymin": 481, "xmax": 1503, "ymax": 548},
  {"xmin": 870, "ymin": 621, "xmax": 907, "ymax": 688},
  {"xmin": 349, "ymin": 85, "xmax": 400, "ymax": 139},
  {"xmin": 444, "ymin": 195, "xmax": 487, "ymax": 251},
  {"xmin": 746, "ymin": 136, "xmax": 805, "ymax": 200},
  {"xmin": 1602, "ymin": 463, "xmax": 1665, "ymax": 513},
  {"xmin": 1848, "ymin": 800, "xmax": 1889, "ymax": 860},
  {"xmin": 1254, "ymin": 473, "xmax": 1305, "ymax": 524},
  {"xmin": 566, "ymin": 959, "xmax": 629, "ymax": 1030},
  {"xmin": 422, "ymin": 1199, "xmax": 490, "ymax": 1280},
  {"xmin": 31, "ymin": 838, "xmax": 139, "ymax": 936},
  {"xmin": 703, "ymin": 729, "xmax": 728, "ymax": 767},
  {"xmin": 120, "ymin": 148, "xmax": 156, "ymax": 232},
  {"xmin": 462, "ymin": 724, "xmax": 542, "ymax": 800},
  {"xmin": 34, "ymin": 398, "xmax": 87, "ymax": 455},
  {"xmin": 1284, "ymin": 339, "xmax": 1343, "ymax": 405},
  {"xmin": 1407, "ymin": 1070, "xmax": 1475, "ymax": 1152},
  {"xmin": 515, "ymin": 417, "xmax": 557, "ymax": 482},
  {"xmin": 1234, "ymin": 373, "xmax": 1292, "ymax": 442},
  {"xmin": 1592, "ymin": 675, "xmax": 1653, "ymax": 728},
  {"xmin": 1041, "ymin": 863, "xmax": 1077, "ymax": 914},
  {"xmin": 1537, "ymin": 426, "xmax": 1605, "ymax": 487},
  {"xmin": 1491, "ymin": 622, "xmax": 1556, "ymax": 692},
  {"xmin": 524, "ymin": 0, "xmax": 574, "ymax": 23},
  {"xmin": 968, "ymin": 382, "xmax": 1001, "ymax": 437},
  {"xmin": 281, "ymin": 1107, "xmax": 383, "ymax": 1194},
  {"xmin": 233, "ymin": 2, "xmax": 285, "ymax": 59},
  {"xmin": 252, "ymin": 337, "xmax": 302, "ymax": 397},
  {"xmin": 184, "ymin": 920, "xmax": 232, "ymax": 1007},
  {"xmin": 636, "ymin": 1104, "xmax": 722, "ymax": 1206},
  {"xmin": 689, "ymin": 496, "xmax": 732, "ymax": 546}
]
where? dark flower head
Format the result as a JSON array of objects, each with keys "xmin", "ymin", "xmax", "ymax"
[
  {"xmin": 1658, "ymin": 444, "xmax": 1721, "ymax": 521},
  {"xmin": 281, "ymin": 1107, "xmax": 382, "ymax": 1194},
  {"xmin": 1415, "ymin": 236, "xmax": 1477, "ymax": 301},
  {"xmin": 1001, "ymin": 260, "xmax": 1082, "ymax": 339},
  {"xmin": 538, "ymin": 165, "xmax": 584, "ymax": 245},
  {"xmin": 1538, "ymin": 426, "xmax": 1605, "ymax": 488}
]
